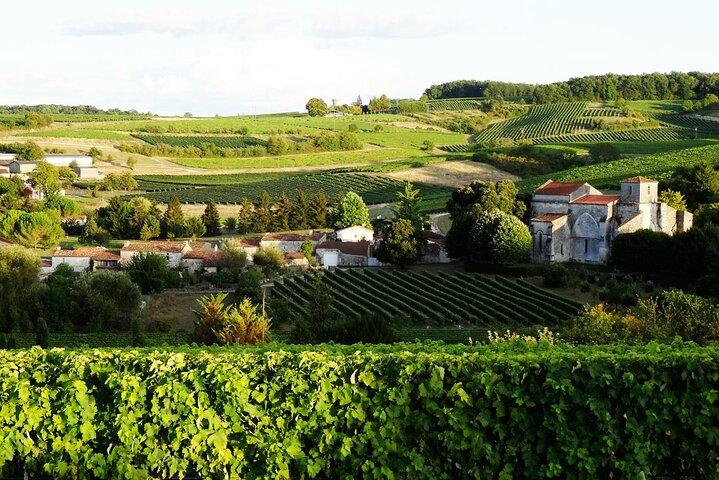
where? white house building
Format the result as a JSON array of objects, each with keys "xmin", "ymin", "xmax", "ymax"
[
  {"xmin": 51, "ymin": 247, "xmax": 121, "ymax": 273},
  {"xmin": 315, "ymin": 240, "xmax": 376, "ymax": 267},
  {"xmin": 335, "ymin": 225, "xmax": 374, "ymax": 242},
  {"xmin": 530, "ymin": 177, "xmax": 693, "ymax": 265}
]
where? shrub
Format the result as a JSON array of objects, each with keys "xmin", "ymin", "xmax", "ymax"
[
  {"xmin": 542, "ymin": 263, "xmax": 571, "ymax": 288},
  {"xmin": 125, "ymin": 252, "xmax": 171, "ymax": 294},
  {"xmin": 252, "ymin": 246, "xmax": 285, "ymax": 275},
  {"xmin": 588, "ymin": 143, "xmax": 621, "ymax": 162},
  {"xmin": 564, "ymin": 290, "xmax": 719, "ymax": 345},
  {"xmin": 469, "ymin": 209, "xmax": 531, "ymax": 264},
  {"xmin": 213, "ymin": 298, "xmax": 272, "ymax": 345}
]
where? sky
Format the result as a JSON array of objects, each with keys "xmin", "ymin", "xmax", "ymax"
[{"xmin": 2, "ymin": 0, "xmax": 718, "ymax": 115}]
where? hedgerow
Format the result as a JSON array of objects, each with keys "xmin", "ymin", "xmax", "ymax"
[{"xmin": 2, "ymin": 343, "xmax": 718, "ymax": 479}]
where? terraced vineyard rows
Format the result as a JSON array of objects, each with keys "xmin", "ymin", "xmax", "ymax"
[
  {"xmin": 273, "ymin": 270, "xmax": 582, "ymax": 326},
  {"xmin": 583, "ymin": 107, "xmax": 623, "ymax": 117},
  {"xmin": 427, "ymin": 98, "xmax": 486, "ymax": 111},
  {"xmin": 659, "ymin": 115, "xmax": 719, "ymax": 135},
  {"xmin": 134, "ymin": 172, "xmax": 452, "ymax": 208},
  {"xmin": 133, "ymin": 133, "xmax": 268, "ymax": 148},
  {"xmin": 532, "ymin": 127, "xmax": 690, "ymax": 144},
  {"xmin": 474, "ymin": 102, "xmax": 589, "ymax": 142}
]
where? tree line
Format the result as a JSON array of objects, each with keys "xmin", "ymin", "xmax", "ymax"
[
  {"xmin": 424, "ymin": 72, "xmax": 719, "ymax": 103},
  {"xmin": 0, "ymin": 104, "xmax": 150, "ymax": 116}
]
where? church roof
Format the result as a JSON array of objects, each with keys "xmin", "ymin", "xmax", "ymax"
[
  {"xmin": 571, "ymin": 194, "xmax": 621, "ymax": 205},
  {"xmin": 621, "ymin": 176, "xmax": 656, "ymax": 183},
  {"xmin": 534, "ymin": 181, "xmax": 585, "ymax": 196},
  {"xmin": 531, "ymin": 213, "xmax": 568, "ymax": 223}
]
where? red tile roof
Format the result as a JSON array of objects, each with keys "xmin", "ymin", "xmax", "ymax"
[
  {"xmin": 534, "ymin": 181, "xmax": 585, "ymax": 196},
  {"xmin": 571, "ymin": 194, "xmax": 621, "ymax": 205},
  {"xmin": 317, "ymin": 240, "xmax": 371, "ymax": 256},
  {"xmin": 54, "ymin": 247, "xmax": 120, "ymax": 261},
  {"xmin": 622, "ymin": 176, "xmax": 656, "ymax": 183},
  {"xmin": 0, "ymin": 168, "xmax": 9, "ymax": 174},
  {"xmin": 531, "ymin": 213, "xmax": 568, "ymax": 222},
  {"xmin": 183, "ymin": 250, "xmax": 223, "ymax": 267},
  {"xmin": 121, "ymin": 241, "xmax": 189, "ymax": 253},
  {"xmin": 284, "ymin": 252, "xmax": 307, "ymax": 260}
]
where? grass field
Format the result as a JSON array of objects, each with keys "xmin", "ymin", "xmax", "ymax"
[
  {"xmin": 166, "ymin": 147, "xmax": 427, "ymax": 169},
  {"xmin": 517, "ymin": 144, "xmax": 719, "ymax": 192},
  {"xmin": 274, "ymin": 270, "xmax": 582, "ymax": 326},
  {"xmin": 21, "ymin": 129, "xmax": 134, "ymax": 140}
]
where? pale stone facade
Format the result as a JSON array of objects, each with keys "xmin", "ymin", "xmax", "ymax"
[{"xmin": 530, "ymin": 177, "xmax": 693, "ymax": 265}]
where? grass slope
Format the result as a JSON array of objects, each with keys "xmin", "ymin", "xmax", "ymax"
[{"xmin": 518, "ymin": 144, "xmax": 719, "ymax": 192}]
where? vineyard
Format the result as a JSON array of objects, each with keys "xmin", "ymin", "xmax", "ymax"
[
  {"xmin": 439, "ymin": 144, "xmax": 473, "ymax": 152},
  {"xmin": 133, "ymin": 133, "xmax": 268, "ymax": 148},
  {"xmin": 472, "ymin": 101, "xmax": 719, "ymax": 144},
  {"xmin": 518, "ymin": 143, "xmax": 719, "ymax": 192},
  {"xmin": 134, "ymin": 172, "xmax": 452, "ymax": 209},
  {"xmin": 273, "ymin": 270, "xmax": 581, "ymax": 326},
  {"xmin": 427, "ymin": 97, "xmax": 486, "ymax": 111},
  {"xmin": 531, "ymin": 127, "xmax": 691, "ymax": 144}
]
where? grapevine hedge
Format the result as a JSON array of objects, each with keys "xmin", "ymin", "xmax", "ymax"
[{"xmin": 1, "ymin": 343, "xmax": 719, "ymax": 479}]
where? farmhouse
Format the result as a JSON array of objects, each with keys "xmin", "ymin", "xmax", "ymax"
[
  {"xmin": 181, "ymin": 248, "xmax": 223, "ymax": 273},
  {"xmin": 315, "ymin": 240, "xmax": 376, "ymax": 267},
  {"xmin": 120, "ymin": 240, "xmax": 194, "ymax": 267},
  {"xmin": 259, "ymin": 231, "xmax": 326, "ymax": 253},
  {"xmin": 284, "ymin": 251, "xmax": 310, "ymax": 267},
  {"xmin": 51, "ymin": 247, "xmax": 121, "ymax": 273},
  {"xmin": 530, "ymin": 177, "xmax": 693, "ymax": 264}
]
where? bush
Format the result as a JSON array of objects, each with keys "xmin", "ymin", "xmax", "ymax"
[
  {"xmin": 252, "ymin": 246, "xmax": 285, "ymax": 275},
  {"xmin": 2, "ymin": 343, "xmax": 719, "ymax": 478},
  {"xmin": 469, "ymin": 209, "xmax": 531, "ymax": 264},
  {"xmin": 564, "ymin": 290, "xmax": 719, "ymax": 345},
  {"xmin": 193, "ymin": 292, "xmax": 271, "ymax": 345},
  {"xmin": 588, "ymin": 143, "xmax": 621, "ymax": 162},
  {"xmin": 125, "ymin": 252, "xmax": 171, "ymax": 294},
  {"xmin": 542, "ymin": 263, "xmax": 571, "ymax": 288},
  {"xmin": 610, "ymin": 229, "xmax": 672, "ymax": 272}
]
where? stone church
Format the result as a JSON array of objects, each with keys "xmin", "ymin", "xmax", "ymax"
[{"xmin": 530, "ymin": 176, "xmax": 693, "ymax": 264}]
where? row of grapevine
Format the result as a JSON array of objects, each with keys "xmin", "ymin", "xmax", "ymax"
[
  {"xmin": 133, "ymin": 133, "xmax": 268, "ymax": 148},
  {"xmin": 274, "ymin": 270, "xmax": 581, "ymax": 327},
  {"xmin": 583, "ymin": 107, "xmax": 623, "ymax": 117},
  {"xmin": 439, "ymin": 144, "xmax": 473, "ymax": 152},
  {"xmin": 2, "ymin": 344, "xmax": 718, "ymax": 478},
  {"xmin": 134, "ymin": 172, "xmax": 451, "ymax": 207},
  {"xmin": 532, "ymin": 127, "xmax": 691, "ymax": 144}
]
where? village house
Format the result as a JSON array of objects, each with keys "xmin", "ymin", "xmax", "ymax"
[
  {"xmin": 529, "ymin": 177, "xmax": 693, "ymax": 265},
  {"xmin": 51, "ymin": 247, "xmax": 121, "ymax": 273},
  {"xmin": 259, "ymin": 231, "xmax": 326, "ymax": 253},
  {"xmin": 335, "ymin": 225, "xmax": 374, "ymax": 242},
  {"xmin": 120, "ymin": 240, "xmax": 195, "ymax": 267},
  {"xmin": 181, "ymin": 248, "xmax": 223, "ymax": 273},
  {"xmin": 315, "ymin": 240, "xmax": 376, "ymax": 267}
]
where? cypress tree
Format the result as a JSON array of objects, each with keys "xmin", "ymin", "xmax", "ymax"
[
  {"xmin": 290, "ymin": 191, "xmax": 309, "ymax": 230},
  {"xmin": 201, "ymin": 200, "xmax": 222, "ymax": 236},
  {"xmin": 35, "ymin": 317, "xmax": 50, "ymax": 348},
  {"xmin": 308, "ymin": 192, "xmax": 329, "ymax": 229},
  {"xmin": 162, "ymin": 196, "xmax": 186, "ymax": 238}
]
